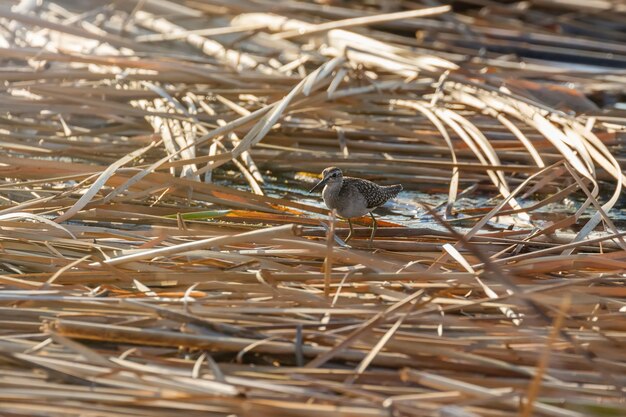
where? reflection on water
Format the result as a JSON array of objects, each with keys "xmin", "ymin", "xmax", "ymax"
[
  {"xmin": 219, "ymin": 172, "xmax": 626, "ymax": 233},
  {"xmin": 264, "ymin": 180, "xmax": 502, "ymax": 232}
]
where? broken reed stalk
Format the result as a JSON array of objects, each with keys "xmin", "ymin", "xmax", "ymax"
[
  {"xmin": 97, "ymin": 224, "xmax": 299, "ymax": 266},
  {"xmin": 522, "ymin": 294, "xmax": 571, "ymax": 417},
  {"xmin": 324, "ymin": 209, "xmax": 336, "ymax": 297}
]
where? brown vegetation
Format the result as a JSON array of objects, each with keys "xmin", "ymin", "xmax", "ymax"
[{"xmin": 0, "ymin": 1, "xmax": 625, "ymax": 416}]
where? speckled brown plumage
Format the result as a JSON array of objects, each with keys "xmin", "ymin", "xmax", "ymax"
[
  {"xmin": 342, "ymin": 177, "xmax": 402, "ymax": 209},
  {"xmin": 309, "ymin": 167, "xmax": 403, "ymax": 245}
]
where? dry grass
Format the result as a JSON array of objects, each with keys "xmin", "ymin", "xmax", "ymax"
[{"xmin": 0, "ymin": 1, "xmax": 625, "ymax": 416}]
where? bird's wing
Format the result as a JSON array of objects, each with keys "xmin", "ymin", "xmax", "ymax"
[{"xmin": 343, "ymin": 177, "xmax": 391, "ymax": 209}]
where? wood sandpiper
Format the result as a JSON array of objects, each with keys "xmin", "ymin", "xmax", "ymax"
[{"xmin": 309, "ymin": 167, "xmax": 402, "ymax": 245}]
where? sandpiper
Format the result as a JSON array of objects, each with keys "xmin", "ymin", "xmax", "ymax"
[{"xmin": 309, "ymin": 167, "xmax": 402, "ymax": 245}]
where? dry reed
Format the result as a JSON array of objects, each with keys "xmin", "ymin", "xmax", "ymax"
[{"xmin": 0, "ymin": 1, "xmax": 624, "ymax": 416}]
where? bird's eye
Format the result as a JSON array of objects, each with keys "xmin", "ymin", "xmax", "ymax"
[{"xmin": 331, "ymin": 173, "xmax": 337, "ymax": 177}]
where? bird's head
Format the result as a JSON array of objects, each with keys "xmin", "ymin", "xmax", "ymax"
[{"xmin": 309, "ymin": 167, "xmax": 343, "ymax": 193}]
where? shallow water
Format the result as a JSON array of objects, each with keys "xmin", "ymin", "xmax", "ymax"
[
  {"xmin": 263, "ymin": 179, "xmax": 517, "ymax": 233},
  {"xmin": 252, "ymin": 174, "xmax": 626, "ymax": 234}
]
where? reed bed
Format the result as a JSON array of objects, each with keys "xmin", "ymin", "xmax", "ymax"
[{"xmin": 0, "ymin": 0, "xmax": 625, "ymax": 416}]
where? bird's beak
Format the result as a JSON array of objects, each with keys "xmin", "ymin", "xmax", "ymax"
[{"xmin": 309, "ymin": 176, "xmax": 329, "ymax": 193}]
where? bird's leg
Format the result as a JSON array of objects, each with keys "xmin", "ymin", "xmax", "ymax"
[
  {"xmin": 368, "ymin": 212, "xmax": 377, "ymax": 247},
  {"xmin": 345, "ymin": 218, "xmax": 354, "ymax": 243}
]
